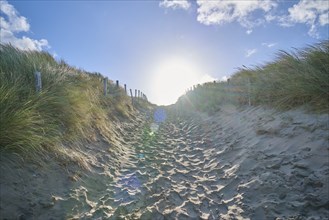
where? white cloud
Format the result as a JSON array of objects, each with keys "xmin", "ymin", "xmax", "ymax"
[
  {"xmin": 0, "ymin": 0, "xmax": 49, "ymax": 51},
  {"xmin": 159, "ymin": 0, "xmax": 191, "ymax": 10},
  {"xmin": 196, "ymin": 0, "xmax": 277, "ymax": 30},
  {"xmin": 52, "ymin": 52, "xmax": 58, "ymax": 59},
  {"xmin": 246, "ymin": 29, "xmax": 253, "ymax": 35},
  {"xmin": 281, "ymin": 0, "xmax": 329, "ymax": 38},
  {"xmin": 319, "ymin": 13, "xmax": 329, "ymax": 26},
  {"xmin": 158, "ymin": 0, "xmax": 328, "ymax": 39},
  {"xmin": 288, "ymin": 0, "xmax": 328, "ymax": 24},
  {"xmin": 262, "ymin": 42, "xmax": 277, "ymax": 48},
  {"xmin": 245, "ymin": 48, "xmax": 257, "ymax": 57},
  {"xmin": 199, "ymin": 73, "xmax": 216, "ymax": 84},
  {"xmin": 0, "ymin": 1, "xmax": 29, "ymax": 32},
  {"xmin": 220, "ymin": 75, "xmax": 229, "ymax": 82}
]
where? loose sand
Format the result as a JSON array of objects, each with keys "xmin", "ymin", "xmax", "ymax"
[{"xmin": 1, "ymin": 105, "xmax": 328, "ymax": 219}]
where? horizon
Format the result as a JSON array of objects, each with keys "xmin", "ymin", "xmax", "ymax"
[{"xmin": 1, "ymin": 0, "xmax": 328, "ymax": 105}]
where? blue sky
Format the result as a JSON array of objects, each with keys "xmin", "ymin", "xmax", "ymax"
[{"xmin": 1, "ymin": 0, "xmax": 328, "ymax": 105}]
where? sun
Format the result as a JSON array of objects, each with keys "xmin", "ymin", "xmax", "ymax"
[{"xmin": 150, "ymin": 56, "xmax": 214, "ymax": 105}]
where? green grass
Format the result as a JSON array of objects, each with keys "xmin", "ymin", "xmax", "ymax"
[
  {"xmin": 178, "ymin": 40, "xmax": 329, "ymax": 113},
  {"xmin": 2, "ymin": 40, "xmax": 327, "ymax": 160},
  {"xmin": 0, "ymin": 44, "xmax": 135, "ymax": 161}
]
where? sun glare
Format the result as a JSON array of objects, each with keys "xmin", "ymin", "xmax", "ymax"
[{"xmin": 150, "ymin": 57, "xmax": 215, "ymax": 105}]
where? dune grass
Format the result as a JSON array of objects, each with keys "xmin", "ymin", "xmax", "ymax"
[
  {"xmin": 179, "ymin": 40, "xmax": 329, "ymax": 113},
  {"xmin": 0, "ymin": 44, "xmax": 134, "ymax": 160},
  {"xmin": 1, "ymin": 41, "xmax": 327, "ymax": 159}
]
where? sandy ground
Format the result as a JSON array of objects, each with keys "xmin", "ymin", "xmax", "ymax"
[{"xmin": 1, "ymin": 105, "xmax": 328, "ymax": 219}]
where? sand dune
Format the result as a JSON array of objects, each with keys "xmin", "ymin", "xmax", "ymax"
[{"xmin": 1, "ymin": 105, "xmax": 328, "ymax": 219}]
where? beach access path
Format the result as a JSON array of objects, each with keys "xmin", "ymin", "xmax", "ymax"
[{"xmin": 1, "ymin": 105, "xmax": 328, "ymax": 220}]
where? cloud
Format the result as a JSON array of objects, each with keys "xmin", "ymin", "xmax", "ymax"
[
  {"xmin": 220, "ymin": 75, "xmax": 229, "ymax": 82},
  {"xmin": 245, "ymin": 48, "xmax": 257, "ymax": 57},
  {"xmin": 280, "ymin": 0, "xmax": 329, "ymax": 38},
  {"xmin": 0, "ymin": 0, "xmax": 49, "ymax": 51},
  {"xmin": 319, "ymin": 13, "xmax": 329, "ymax": 26},
  {"xmin": 158, "ymin": 0, "xmax": 328, "ymax": 39},
  {"xmin": 52, "ymin": 52, "xmax": 58, "ymax": 59},
  {"xmin": 246, "ymin": 29, "xmax": 253, "ymax": 35},
  {"xmin": 262, "ymin": 42, "xmax": 277, "ymax": 48},
  {"xmin": 196, "ymin": 0, "xmax": 277, "ymax": 30},
  {"xmin": 199, "ymin": 73, "xmax": 216, "ymax": 84},
  {"xmin": 288, "ymin": 0, "xmax": 328, "ymax": 25},
  {"xmin": 0, "ymin": 1, "xmax": 29, "ymax": 32},
  {"xmin": 159, "ymin": 0, "xmax": 191, "ymax": 10}
]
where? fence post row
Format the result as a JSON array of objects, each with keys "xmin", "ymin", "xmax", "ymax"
[
  {"xmin": 32, "ymin": 72, "xmax": 147, "ymax": 106},
  {"xmin": 35, "ymin": 71, "xmax": 42, "ymax": 92}
]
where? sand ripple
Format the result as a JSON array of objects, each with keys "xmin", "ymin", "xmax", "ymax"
[{"xmin": 49, "ymin": 106, "xmax": 329, "ymax": 219}]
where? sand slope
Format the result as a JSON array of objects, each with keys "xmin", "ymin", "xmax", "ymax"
[{"xmin": 1, "ymin": 105, "xmax": 328, "ymax": 219}]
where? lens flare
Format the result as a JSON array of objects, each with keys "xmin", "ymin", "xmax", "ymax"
[{"xmin": 154, "ymin": 108, "xmax": 166, "ymax": 123}]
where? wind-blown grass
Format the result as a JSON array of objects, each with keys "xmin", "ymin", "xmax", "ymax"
[
  {"xmin": 0, "ymin": 44, "xmax": 133, "ymax": 160},
  {"xmin": 178, "ymin": 40, "xmax": 329, "ymax": 113}
]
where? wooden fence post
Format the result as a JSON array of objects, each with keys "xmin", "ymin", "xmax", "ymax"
[
  {"xmin": 135, "ymin": 89, "xmax": 137, "ymax": 98},
  {"xmin": 103, "ymin": 77, "xmax": 108, "ymax": 96},
  {"xmin": 130, "ymin": 89, "xmax": 134, "ymax": 106},
  {"xmin": 124, "ymin": 84, "xmax": 127, "ymax": 93},
  {"xmin": 116, "ymin": 80, "xmax": 119, "ymax": 87},
  {"xmin": 35, "ymin": 71, "xmax": 42, "ymax": 92},
  {"xmin": 138, "ymin": 90, "xmax": 140, "ymax": 98}
]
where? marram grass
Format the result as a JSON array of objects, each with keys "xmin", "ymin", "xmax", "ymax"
[
  {"xmin": 179, "ymin": 40, "xmax": 329, "ymax": 113},
  {"xmin": 0, "ymin": 44, "xmax": 133, "ymax": 160}
]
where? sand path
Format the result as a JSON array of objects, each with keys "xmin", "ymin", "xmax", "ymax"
[
  {"xmin": 1, "ymin": 105, "xmax": 328, "ymax": 219},
  {"xmin": 50, "ymin": 105, "xmax": 328, "ymax": 220}
]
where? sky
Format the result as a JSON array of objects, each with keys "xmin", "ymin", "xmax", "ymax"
[{"xmin": 1, "ymin": 0, "xmax": 328, "ymax": 105}]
